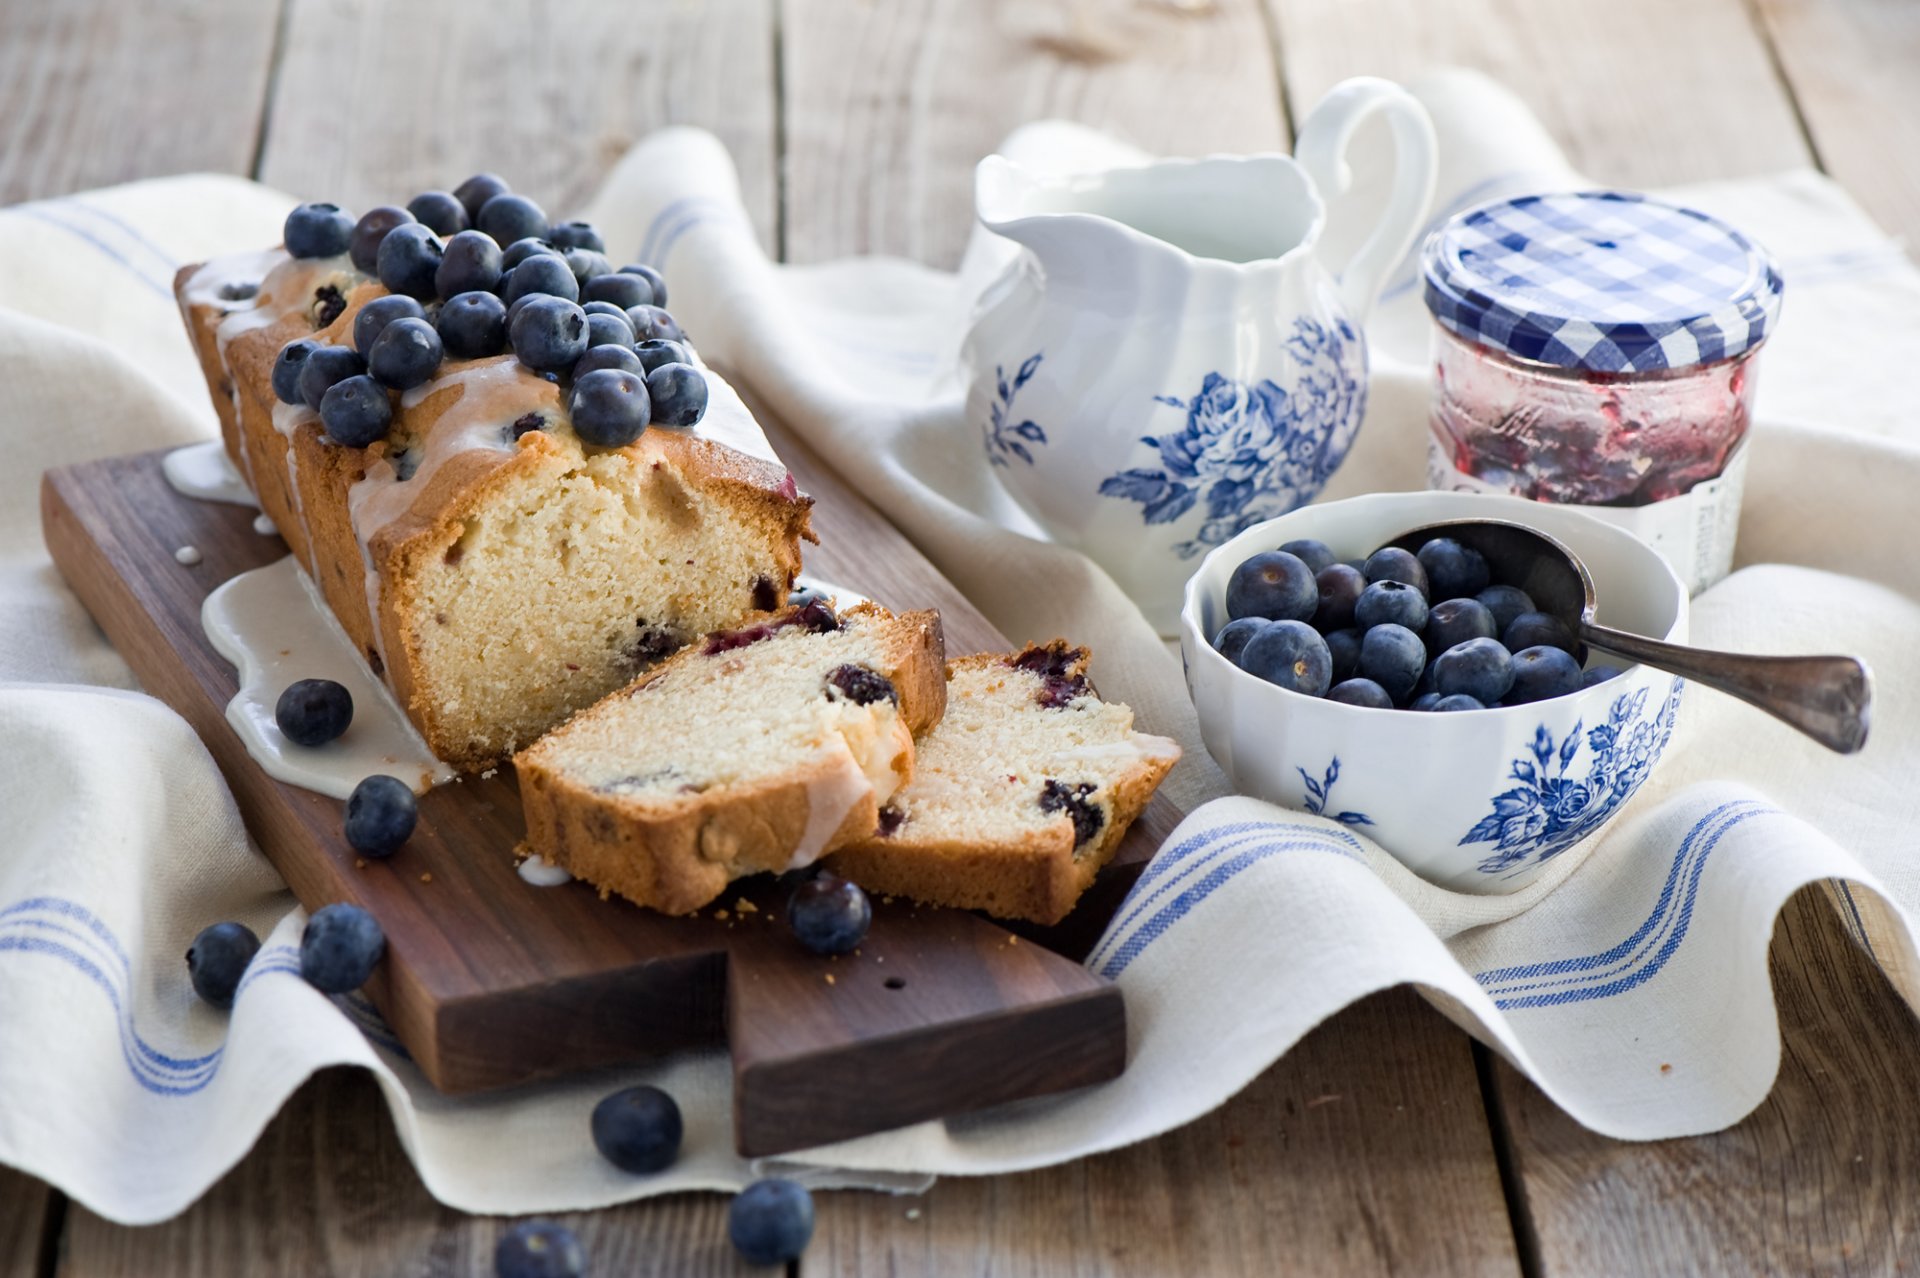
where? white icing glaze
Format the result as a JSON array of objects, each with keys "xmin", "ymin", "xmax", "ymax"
[
  {"xmin": 1053, "ymin": 732, "xmax": 1183, "ymax": 765},
  {"xmin": 792, "ymin": 574, "xmax": 872, "ymax": 610},
  {"xmin": 688, "ymin": 353, "xmax": 782, "ymax": 467},
  {"xmin": 270, "ymin": 401, "xmax": 313, "ymax": 524},
  {"xmin": 788, "ymin": 741, "xmax": 878, "ymax": 872},
  {"xmin": 253, "ymin": 513, "xmax": 278, "ymax": 536},
  {"xmin": 174, "ymin": 546, "xmax": 202, "ymax": 566},
  {"xmin": 162, "ymin": 441, "xmax": 257, "ymax": 507},
  {"xmin": 517, "ymin": 855, "xmax": 574, "ymax": 887},
  {"xmin": 202, "ymin": 554, "xmax": 454, "ymax": 799}
]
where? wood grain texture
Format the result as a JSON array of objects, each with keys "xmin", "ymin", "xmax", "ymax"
[
  {"xmin": 0, "ymin": 0, "xmax": 280, "ymax": 204},
  {"xmin": 0, "ymin": 1168, "xmax": 54, "ymax": 1278},
  {"xmin": 1267, "ymin": 0, "xmax": 1813, "ymax": 185},
  {"xmin": 1753, "ymin": 0, "xmax": 1920, "ymax": 250},
  {"xmin": 58, "ymin": 1068, "xmax": 759, "ymax": 1278},
  {"xmin": 1488, "ymin": 890, "xmax": 1920, "ymax": 1275},
  {"xmin": 807, "ymin": 988, "xmax": 1520, "ymax": 1277},
  {"xmin": 258, "ymin": 0, "xmax": 780, "ymax": 251},
  {"xmin": 778, "ymin": 0, "xmax": 1288, "ymax": 266}
]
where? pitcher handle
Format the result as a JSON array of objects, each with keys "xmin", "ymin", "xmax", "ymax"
[{"xmin": 1293, "ymin": 77, "xmax": 1438, "ymax": 325}]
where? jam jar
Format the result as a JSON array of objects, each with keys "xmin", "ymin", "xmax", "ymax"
[{"xmin": 1420, "ymin": 191, "xmax": 1784, "ymax": 594}]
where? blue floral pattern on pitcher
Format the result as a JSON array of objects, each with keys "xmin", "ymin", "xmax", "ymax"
[
  {"xmin": 984, "ymin": 353, "xmax": 1047, "ymax": 467},
  {"xmin": 1461, "ymin": 677, "xmax": 1684, "ymax": 875},
  {"xmin": 1297, "ymin": 756, "xmax": 1374, "ymax": 828},
  {"xmin": 1097, "ymin": 317, "xmax": 1366, "ymax": 558}
]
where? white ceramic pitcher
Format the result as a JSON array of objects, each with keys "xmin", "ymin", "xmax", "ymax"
[{"xmin": 963, "ymin": 78, "xmax": 1438, "ymax": 634}]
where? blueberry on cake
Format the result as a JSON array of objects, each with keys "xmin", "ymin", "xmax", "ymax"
[
  {"xmin": 828, "ymin": 643, "xmax": 1180, "ymax": 925},
  {"xmin": 514, "ymin": 601, "xmax": 946, "ymax": 915}
]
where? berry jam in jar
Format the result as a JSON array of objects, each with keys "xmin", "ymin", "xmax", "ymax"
[{"xmin": 1421, "ymin": 192, "xmax": 1783, "ymax": 594}]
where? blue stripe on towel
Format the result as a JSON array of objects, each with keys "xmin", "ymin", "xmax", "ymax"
[{"xmin": 13, "ymin": 205, "xmax": 174, "ymax": 299}]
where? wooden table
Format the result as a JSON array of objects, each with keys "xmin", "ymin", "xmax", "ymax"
[{"xmin": 6, "ymin": 1, "xmax": 1918, "ymax": 1273}]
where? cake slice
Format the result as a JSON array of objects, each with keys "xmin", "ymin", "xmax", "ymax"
[
  {"xmin": 515, "ymin": 601, "xmax": 946, "ymax": 915},
  {"xmin": 827, "ymin": 643, "xmax": 1180, "ymax": 925}
]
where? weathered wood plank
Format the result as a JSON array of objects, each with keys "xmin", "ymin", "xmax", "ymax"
[
  {"xmin": 0, "ymin": 0, "xmax": 281, "ymax": 203},
  {"xmin": 778, "ymin": 0, "xmax": 1288, "ymax": 266},
  {"xmin": 1488, "ymin": 889, "xmax": 1920, "ymax": 1274},
  {"xmin": 1753, "ymin": 0, "xmax": 1920, "ymax": 251},
  {"xmin": 257, "ymin": 0, "xmax": 779, "ymax": 251},
  {"xmin": 806, "ymin": 989, "xmax": 1521, "ymax": 1277},
  {"xmin": 0, "ymin": 1168, "xmax": 55, "ymax": 1278}
]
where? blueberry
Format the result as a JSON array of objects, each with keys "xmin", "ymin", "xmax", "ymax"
[
  {"xmin": 1226, "ymin": 551, "xmax": 1318, "ymax": 623},
  {"xmin": 186, "ymin": 921, "xmax": 260, "ymax": 1010},
  {"xmin": 1508, "ymin": 645, "xmax": 1584, "ymax": 704},
  {"xmin": 1362, "ymin": 546, "xmax": 1429, "ymax": 598},
  {"xmin": 298, "ymin": 344, "xmax": 367, "ymax": 411},
  {"xmin": 574, "ymin": 344, "xmax": 644, "ymax": 379},
  {"xmin": 1432, "ymin": 637, "xmax": 1515, "ymax": 705},
  {"xmin": 1409, "ymin": 692, "xmax": 1443, "ymax": 712},
  {"xmin": 634, "ymin": 338, "xmax": 691, "ymax": 374},
  {"xmin": 397, "ymin": 190, "xmax": 462, "ymax": 237},
  {"xmin": 494, "ymin": 1219, "xmax": 585, "ymax": 1278},
  {"xmin": 1476, "ymin": 584, "xmax": 1536, "ymax": 635},
  {"xmin": 1424, "ymin": 597, "xmax": 1497, "ymax": 656},
  {"xmin": 1212, "ymin": 617, "xmax": 1266, "ymax": 665},
  {"xmin": 583, "ymin": 272, "xmax": 654, "ymax": 310},
  {"xmin": 352, "ymin": 293, "xmax": 427, "ymax": 357},
  {"xmin": 1433, "ymin": 694, "xmax": 1486, "ymax": 712},
  {"xmin": 728, "ymin": 1179, "xmax": 815, "ymax": 1267},
  {"xmin": 1354, "ymin": 580, "xmax": 1428, "ymax": 633},
  {"xmin": 272, "ymin": 338, "xmax": 320, "ymax": 405},
  {"xmin": 368, "ymin": 316, "xmax": 443, "ymax": 390},
  {"xmin": 502, "ymin": 252, "xmax": 580, "ymax": 304},
  {"xmin": 1358, "ymin": 623, "xmax": 1425, "ymax": 703},
  {"xmin": 568, "ymin": 368, "xmax": 651, "ymax": 447},
  {"xmin": 620, "ymin": 263, "xmax": 668, "ymax": 307},
  {"xmin": 453, "ymin": 173, "xmax": 511, "ymax": 221},
  {"xmin": 1323, "ymin": 627, "xmax": 1361, "ymax": 683},
  {"xmin": 562, "ymin": 247, "xmax": 611, "ymax": 287},
  {"xmin": 625, "ymin": 304, "xmax": 684, "ymax": 342},
  {"xmin": 1279, "ymin": 538, "xmax": 1337, "ymax": 574},
  {"xmin": 1582, "ymin": 664, "xmax": 1625, "ymax": 688},
  {"xmin": 787, "ymin": 871, "xmax": 871, "ymax": 955},
  {"xmin": 284, "ymin": 202, "xmax": 354, "ymax": 259},
  {"xmin": 319, "ymin": 374, "xmax": 393, "ymax": 447},
  {"xmin": 585, "ymin": 311, "xmax": 635, "ymax": 349},
  {"xmin": 590, "ymin": 1085, "xmax": 682, "ymax": 1174},
  {"xmin": 350, "ymin": 205, "xmax": 415, "ymax": 275},
  {"xmin": 438, "ymin": 290, "xmax": 509, "ymax": 359},
  {"xmin": 1312, "ymin": 563, "xmax": 1366, "ymax": 632},
  {"xmin": 377, "ymin": 222, "xmax": 445, "ymax": 300},
  {"xmin": 344, "ymin": 774, "xmax": 417, "ymax": 857},
  {"xmin": 299, "ymin": 902, "xmax": 385, "ymax": 994},
  {"xmin": 501, "ymin": 237, "xmax": 561, "ymax": 270},
  {"xmin": 549, "ymin": 221, "xmax": 606, "ymax": 253},
  {"xmin": 510, "ymin": 296, "xmax": 589, "ymax": 371},
  {"xmin": 1326, "ymin": 678, "xmax": 1392, "ymax": 709},
  {"xmin": 1503, "ymin": 611, "xmax": 1578, "ymax": 657},
  {"xmin": 1239, "ymin": 619, "xmax": 1331, "ymax": 696},
  {"xmin": 275, "ymin": 677, "xmax": 353, "ymax": 746},
  {"xmin": 645, "ymin": 363, "xmax": 708, "ymax": 429},
  {"xmin": 477, "ymin": 193, "xmax": 549, "ymax": 247},
  {"xmin": 435, "ymin": 229, "xmax": 504, "ymax": 300},
  {"xmin": 1416, "ymin": 537, "xmax": 1491, "ymax": 600}
]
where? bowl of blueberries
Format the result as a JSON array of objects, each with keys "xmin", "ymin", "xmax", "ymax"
[{"xmin": 1180, "ymin": 490, "xmax": 1688, "ymax": 892}]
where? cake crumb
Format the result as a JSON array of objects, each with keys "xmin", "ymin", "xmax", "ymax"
[
  {"xmin": 905, "ymin": 1208, "xmax": 922, "ymax": 1222},
  {"xmin": 481, "ymin": 767, "xmax": 498, "ymax": 780},
  {"xmin": 825, "ymin": 973, "xmax": 836, "ymax": 985},
  {"xmin": 420, "ymin": 872, "xmax": 433, "ymax": 884},
  {"xmin": 1660, "ymin": 1062, "xmax": 1673, "ymax": 1074},
  {"xmin": 736, "ymin": 898, "xmax": 758, "ymax": 914},
  {"xmin": 355, "ymin": 858, "xmax": 367, "ymax": 868},
  {"xmin": 715, "ymin": 909, "xmax": 730, "ymax": 921}
]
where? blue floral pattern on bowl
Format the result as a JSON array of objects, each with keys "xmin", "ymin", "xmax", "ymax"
[
  {"xmin": 1461, "ymin": 677, "xmax": 1684, "ymax": 875},
  {"xmin": 984, "ymin": 353, "xmax": 1047, "ymax": 467},
  {"xmin": 1096, "ymin": 317, "xmax": 1367, "ymax": 558},
  {"xmin": 1297, "ymin": 756, "xmax": 1374, "ymax": 828}
]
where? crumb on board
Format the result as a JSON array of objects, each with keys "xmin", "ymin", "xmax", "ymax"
[
  {"xmin": 905, "ymin": 1208, "xmax": 922, "ymax": 1222},
  {"xmin": 354, "ymin": 858, "xmax": 367, "ymax": 868},
  {"xmin": 420, "ymin": 872, "xmax": 433, "ymax": 883},
  {"xmin": 825, "ymin": 973, "xmax": 836, "ymax": 986},
  {"xmin": 1660, "ymin": 1062, "xmax": 1673, "ymax": 1074},
  {"xmin": 480, "ymin": 767, "xmax": 498, "ymax": 780},
  {"xmin": 715, "ymin": 909, "xmax": 730, "ymax": 921},
  {"xmin": 736, "ymin": 898, "xmax": 758, "ymax": 914}
]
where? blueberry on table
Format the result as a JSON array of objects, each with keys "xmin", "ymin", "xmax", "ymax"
[
  {"xmin": 1358, "ymin": 623, "xmax": 1425, "ymax": 703},
  {"xmin": 1433, "ymin": 694, "xmax": 1486, "ymax": 712},
  {"xmin": 1323, "ymin": 627, "xmax": 1361, "ymax": 684},
  {"xmin": 349, "ymin": 205, "xmax": 416, "ymax": 275},
  {"xmin": 344, "ymin": 774, "xmax": 418, "ymax": 858},
  {"xmin": 1416, "ymin": 537, "xmax": 1491, "ymax": 600},
  {"xmin": 1433, "ymin": 637, "xmax": 1514, "ymax": 705},
  {"xmin": 1582, "ymin": 664, "xmax": 1625, "ymax": 688},
  {"xmin": 562, "ymin": 247, "xmax": 612, "ymax": 287},
  {"xmin": 405, "ymin": 189, "xmax": 468, "ymax": 236},
  {"xmin": 1211, "ymin": 616, "xmax": 1267, "ymax": 665},
  {"xmin": 549, "ymin": 220, "xmax": 607, "ymax": 253},
  {"xmin": 1326, "ymin": 678, "xmax": 1392, "ymax": 709},
  {"xmin": 299, "ymin": 902, "xmax": 385, "ymax": 994},
  {"xmin": 591, "ymin": 1084, "xmax": 683, "ymax": 1174},
  {"xmin": 298, "ymin": 345, "xmax": 367, "ymax": 411},
  {"xmin": 1425, "ymin": 597, "xmax": 1497, "ymax": 656},
  {"xmin": 1239, "ymin": 619, "xmax": 1332, "ymax": 696},
  {"xmin": 620, "ymin": 263, "xmax": 669, "ymax": 307},
  {"xmin": 494, "ymin": 1219, "xmax": 585, "ymax": 1278},
  {"xmin": 787, "ymin": 871, "xmax": 872, "ymax": 955},
  {"xmin": 1362, "ymin": 546, "xmax": 1429, "ymax": 598},
  {"xmin": 646, "ymin": 363, "xmax": 709, "ymax": 429},
  {"xmin": 283, "ymin": 202, "xmax": 354, "ymax": 260},
  {"xmin": 728, "ymin": 1179, "xmax": 815, "ymax": 1267},
  {"xmin": 376, "ymin": 222, "xmax": 445, "ymax": 300},
  {"xmin": 438, "ymin": 291, "xmax": 509, "ymax": 359},
  {"xmin": 186, "ymin": 921, "xmax": 261, "ymax": 1010},
  {"xmin": 453, "ymin": 172, "xmax": 512, "ymax": 221},
  {"xmin": 1279, "ymin": 538, "xmax": 1337, "ymax": 574},
  {"xmin": 352, "ymin": 293, "xmax": 427, "ymax": 357},
  {"xmin": 634, "ymin": 338, "xmax": 691, "ymax": 375},
  {"xmin": 1226, "ymin": 550, "xmax": 1317, "ymax": 623},
  {"xmin": 510, "ymin": 296, "xmax": 590, "ymax": 371},
  {"xmin": 583, "ymin": 271, "xmax": 654, "ymax": 310},
  {"xmin": 272, "ymin": 339, "xmax": 320, "ymax": 405},
  {"xmin": 1503, "ymin": 611, "xmax": 1579, "ymax": 657},
  {"xmin": 275, "ymin": 677, "xmax": 353, "ymax": 746},
  {"xmin": 502, "ymin": 252, "xmax": 580, "ymax": 304},
  {"xmin": 368, "ymin": 316, "xmax": 444, "ymax": 390},
  {"xmin": 1312, "ymin": 563, "xmax": 1366, "ymax": 632},
  {"xmin": 625, "ymin": 303, "xmax": 685, "ymax": 342},
  {"xmin": 435, "ymin": 229, "xmax": 505, "ymax": 300},
  {"xmin": 319, "ymin": 375, "xmax": 393, "ymax": 447},
  {"xmin": 573, "ymin": 344, "xmax": 645, "ymax": 379},
  {"xmin": 477, "ymin": 193, "xmax": 550, "ymax": 248},
  {"xmin": 1508, "ymin": 645, "xmax": 1584, "ymax": 704},
  {"xmin": 1354, "ymin": 580, "xmax": 1429, "ymax": 634},
  {"xmin": 584, "ymin": 311, "xmax": 636, "ymax": 349},
  {"xmin": 1477, "ymin": 584, "xmax": 1536, "ymax": 636},
  {"xmin": 569, "ymin": 368, "xmax": 652, "ymax": 447}
]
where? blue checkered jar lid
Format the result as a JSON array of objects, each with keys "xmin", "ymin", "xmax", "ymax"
[{"xmin": 1421, "ymin": 191, "xmax": 1784, "ymax": 374}]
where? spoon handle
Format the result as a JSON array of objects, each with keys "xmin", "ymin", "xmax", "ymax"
[{"xmin": 1581, "ymin": 623, "xmax": 1873, "ymax": 754}]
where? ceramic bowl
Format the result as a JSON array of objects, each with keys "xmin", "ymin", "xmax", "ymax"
[{"xmin": 1180, "ymin": 491, "xmax": 1689, "ymax": 893}]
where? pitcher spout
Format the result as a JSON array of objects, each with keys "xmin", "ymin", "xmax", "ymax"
[{"xmin": 973, "ymin": 156, "xmax": 1165, "ymax": 296}]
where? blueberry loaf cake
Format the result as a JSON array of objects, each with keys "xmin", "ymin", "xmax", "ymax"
[
  {"xmin": 828, "ymin": 643, "xmax": 1179, "ymax": 925},
  {"xmin": 175, "ymin": 178, "xmax": 815, "ymax": 769},
  {"xmin": 514, "ymin": 601, "xmax": 946, "ymax": 915}
]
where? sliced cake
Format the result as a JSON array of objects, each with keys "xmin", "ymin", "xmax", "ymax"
[
  {"xmin": 828, "ymin": 642, "xmax": 1180, "ymax": 925},
  {"xmin": 514, "ymin": 601, "xmax": 946, "ymax": 915}
]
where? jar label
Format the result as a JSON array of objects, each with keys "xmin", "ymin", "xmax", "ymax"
[{"xmin": 1427, "ymin": 433, "xmax": 1748, "ymax": 596}]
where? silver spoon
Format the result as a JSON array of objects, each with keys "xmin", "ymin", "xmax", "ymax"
[{"xmin": 1388, "ymin": 518, "xmax": 1874, "ymax": 754}]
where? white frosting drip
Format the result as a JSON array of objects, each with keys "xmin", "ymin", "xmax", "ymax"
[
  {"xmin": 253, "ymin": 513, "xmax": 278, "ymax": 536},
  {"xmin": 202, "ymin": 555, "xmax": 454, "ymax": 799},
  {"xmin": 1052, "ymin": 732, "xmax": 1184, "ymax": 764},
  {"xmin": 788, "ymin": 742, "xmax": 879, "ymax": 872},
  {"xmin": 689, "ymin": 352, "xmax": 782, "ymax": 467},
  {"xmin": 517, "ymin": 855, "xmax": 574, "ymax": 887},
  {"xmin": 174, "ymin": 546, "xmax": 202, "ymax": 566},
  {"xmin": 270, "ymin": 401, "xmax": 313, "ymax": 524},
  {"xmin": 792, "ymin": 574, "xmax": 871, "ymax": 610},
  {"xmin": 161, "ymin": 441, "xmax": 257, "ymax": 507}
]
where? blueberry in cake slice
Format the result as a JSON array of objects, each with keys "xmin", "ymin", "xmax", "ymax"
[
  {"xmin": 828, "ymin": 642, "xmax": 1179, "ymax": 925},
  {"xmin": 514, "ymin": 601, "xmax": 946, "ymax": 915}
]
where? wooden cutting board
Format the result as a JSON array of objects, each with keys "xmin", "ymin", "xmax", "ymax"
[{"xmin": 39, "ymin": 408, "xmax": 1182, "ymax": 1158}]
